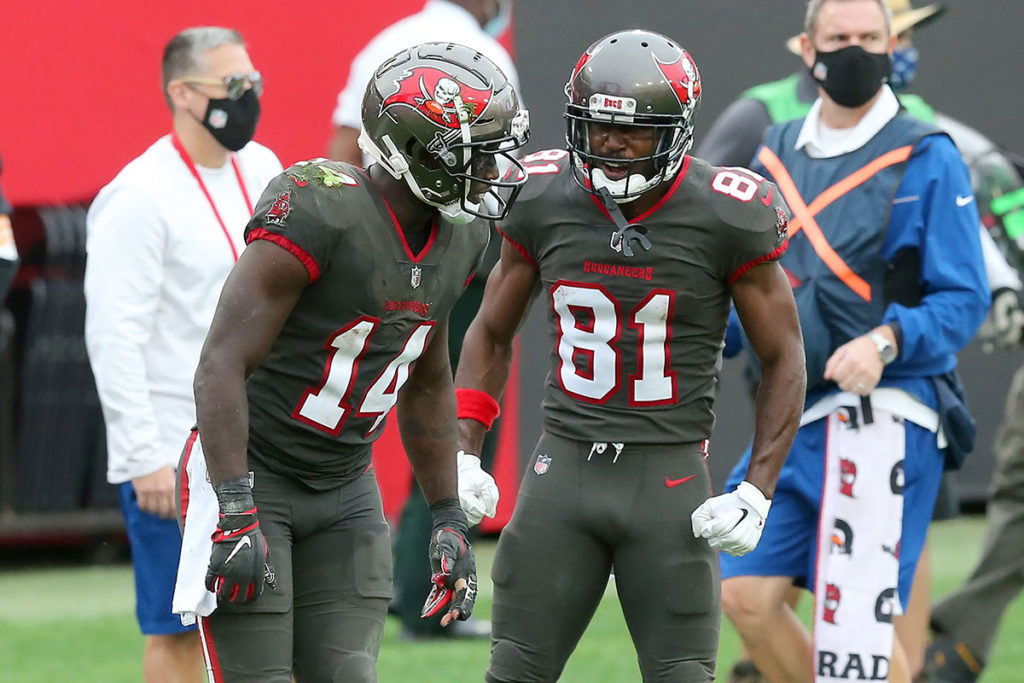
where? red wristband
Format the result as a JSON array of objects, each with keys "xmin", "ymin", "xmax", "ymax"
[{"xmin": 456, "ymin": 388, "xmax": 501, "ymax": 430}]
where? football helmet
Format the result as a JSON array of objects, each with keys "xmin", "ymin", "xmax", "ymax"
[
  {"xmin": 565, "ymin": 30, "xmax": 701, "ymax": 203},
  {"xmin": 360, "ymin": 42, "xmax": 530, "ymax": 223}
]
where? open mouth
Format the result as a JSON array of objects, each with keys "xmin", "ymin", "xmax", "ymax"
[{"xmin": 597, "ymin": 160, "xmax": 629, "ymax": 181}]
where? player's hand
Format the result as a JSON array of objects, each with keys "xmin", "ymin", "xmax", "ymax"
[
  {"xmin": 456, "ymin": 450, "xmax": 499, "ymax": 526},
  {"xmin": 206, "ymin": 477, "xmax": 277, "ymax": 604},
  {"xmin": 132, "ymin": 465, "xmax": 178, "ymax": 520},
  {"xmin": 421, "ymin": 499, "xmax": 478, "ymax": 626},
  {"xmin": 989, "ymin": 287, "xmax": 1024, "ymax": 350},
  {"xmin": 691, "ymin": 481, "xmax": 771, "ymax": 557}
]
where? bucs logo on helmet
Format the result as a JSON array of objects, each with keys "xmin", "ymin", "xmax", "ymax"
[
  {"xmin": 381, "ymin": 67, "xmax": 493, "ymax": 130},
  {"xmin": 653, "ymin": 50, "xmax": 701, "ymax": 110},
  {"xmin": 823, "ymin": 583, "xmax": 841, "ymax": 624},
  {"xmin": 839, "ymin": 458, "xmax": 857, "ymax": 497},
  {"xmin": 265, "ymin": 190, "xmax": 292, "ymax": 227}
]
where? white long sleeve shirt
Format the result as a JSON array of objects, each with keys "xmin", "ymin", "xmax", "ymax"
[{"xmin": 85, "ymin": 135, "xmax": 282, "ymax": 484}]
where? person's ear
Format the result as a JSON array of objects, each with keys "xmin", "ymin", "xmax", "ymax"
[{"xmin": 800, "ymin": 33, "xmax": 816, "ymax": 70}]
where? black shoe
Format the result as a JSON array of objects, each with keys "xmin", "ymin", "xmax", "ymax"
[
  {"xmin": 400, "ymin": 618, "xmax": 492, "ymax": 641},
  {"xmin": 728, "ymin": 659, "xmax": 765, "ymax": 683},
  {"xmin": 923, "ymin": 636, "xmax": 983, "ymax": 682}
]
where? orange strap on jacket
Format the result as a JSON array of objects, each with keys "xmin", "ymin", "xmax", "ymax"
[{"xmin": 757, "ymin": 145, "xmax": 913, "ymax": 302}]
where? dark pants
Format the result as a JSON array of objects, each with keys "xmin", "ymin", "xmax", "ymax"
[
  {"xmin": 487, "ymin": 433, "xmax": 719, "ymax": 683},
  {"xmin": 204, "ymin": 460, "xmax": 393, "ymax": 682},
  {"xmin": 931, "ymin": 363, "xmax": 1024, "ymax": 661},
  {"xmin": 394, "ymin": 280, "xmax": 498, "ymax": 635}
]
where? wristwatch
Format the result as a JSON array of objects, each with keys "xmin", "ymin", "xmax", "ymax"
[{"xmin": 868, "ymin": 331, "xmax": 897, "ymax": 365}]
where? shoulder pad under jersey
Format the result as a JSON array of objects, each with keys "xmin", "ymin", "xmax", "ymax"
[
  {"xmin": 689, "ymin": 156, "xmax": 790, "ymax": 236},
  {"xmin": 506, "ymin": 148, "xmax": 574, "ymax": 203}
]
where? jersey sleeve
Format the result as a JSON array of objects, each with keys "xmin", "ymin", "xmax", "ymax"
[
  {"xmin": 495, "ymin": 149, "xmax": 571, "ymax": 268},
  {"xmin": 704, "ymin": 166, "xmax": 790, "ymax": 283},
  {"xmin": 244, "ymin": 170, "xmax": 337, "ymax": 282}
]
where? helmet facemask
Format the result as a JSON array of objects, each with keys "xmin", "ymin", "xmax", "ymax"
[
  {"xmin": 360, "ymin": 43, "xmax": 530, "ymax": 223},
  {"xmin": 562, "ymin": 30, "xmax": 701, "ymax": 204},
  {"xmin": 565, "ymin": 94, "xmax": 692, "ymax": 203}
]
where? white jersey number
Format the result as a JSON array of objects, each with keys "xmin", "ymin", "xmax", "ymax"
[
  {"xmin": 551, "ymin": 282, "xmax": 676, "ymax": 404},
  {"xmin": 295, "ymin": 318, "xmax": 434, "ymax": 436}
]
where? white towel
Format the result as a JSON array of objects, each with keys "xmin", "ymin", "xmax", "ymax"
[
  {"xmin": 171, "ymin": 431, "xmax": 219, "ymax": 625},
  {"xmin": 813, "ymin": 405, "xmax": 905, "ymax": 682}
]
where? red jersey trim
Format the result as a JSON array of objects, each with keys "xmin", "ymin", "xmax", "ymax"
[
  {"xmin": 587, "ymin": 155, "xmax": 692, "ymax": 224},
  {"xmin": 727, "ymin": 240, "xmax": 790, "ymax": 285},
  {"xmin": 379, "ymin": 197, "xmax": 439, "ymax": 263},
  {"xmin": 246, "ymin": 227, "xmax": 322, "ymax": 282},
  {"xmin": 496, "ymin": 227, "xmax": 538, "ymax": 268}
]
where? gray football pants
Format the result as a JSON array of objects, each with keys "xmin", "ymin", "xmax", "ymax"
[
  {"xmin": 203, "ymin": 460, "xmax": 393, "ymax": 682},
  {"xmin": 931, "ymin": 362, "xmax": 1024, "ymax": 660},
  {"xmin": 487, "ymin": 433, "xmax": 720, "ymax": 683}
]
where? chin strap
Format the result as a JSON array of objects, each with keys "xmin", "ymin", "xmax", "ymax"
[{"xmin": 597, "ymin": 187, "xmax": 652, "ymax": 258}]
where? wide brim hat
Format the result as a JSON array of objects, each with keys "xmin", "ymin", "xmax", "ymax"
[{"xmin": 786, "ymin": 1, "xmax": 946, "ymax": 55}]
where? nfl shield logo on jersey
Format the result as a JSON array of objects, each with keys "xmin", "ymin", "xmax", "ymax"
[
  {"xmin": 534, "ymin": 454, "xmax": 552, "ymax": 475},
  {"xmin": 410, "ymin": 266, "xmax": 422, "ymax": 289}
]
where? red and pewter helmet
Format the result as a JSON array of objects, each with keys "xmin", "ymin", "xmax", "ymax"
[
  {"xmin": 360, "ymin": 41, "xmax": 530, "ymax": 223},
  {"xmin": 565, "ymin": 29, "xmax": 701, "ymax": 203}
]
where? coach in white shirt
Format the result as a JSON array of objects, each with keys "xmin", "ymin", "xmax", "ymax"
[
  {"xmin": 84, "ymin": 26, "xmax": 281, "ymax": 683},
  {"xmin": 326, "ymin": 0, "xmax": 520, "ymax": 165}
]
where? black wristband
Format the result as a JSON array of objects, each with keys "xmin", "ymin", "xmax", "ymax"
[
  {"xmin": 213, "ymin": 476, "xmax": 255, "ymax": 514},
  {"xmin": 429, "ymin": 498, "xmax": 469, "ymax": 536}
]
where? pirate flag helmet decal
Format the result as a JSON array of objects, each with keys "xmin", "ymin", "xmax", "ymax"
[{"xmin": 359, "ymin": 42, "xmax": 530, "ymax": 223}]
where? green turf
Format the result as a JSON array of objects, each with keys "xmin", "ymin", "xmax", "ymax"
[{"xmin": 0, "ymin": 516, "xmax": 1021, "ymax": 681}]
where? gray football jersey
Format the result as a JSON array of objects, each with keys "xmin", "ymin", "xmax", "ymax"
[
  {"xmin": 241, "ymin": 160, "xmax": 488, "ymax": 489},
  {"xmin": 500, "ymin": 150, "xmax": 788, "ymax": 444}
]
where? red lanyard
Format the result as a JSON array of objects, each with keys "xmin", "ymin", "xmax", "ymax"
[{"xmin": 171, "ymin": 132, "xmax": 254, "ymax": 262}]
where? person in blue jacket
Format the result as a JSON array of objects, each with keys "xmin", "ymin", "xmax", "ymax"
[{"xmin": 717, "ymin": 1, "xmax": 989, "ymax": 682}]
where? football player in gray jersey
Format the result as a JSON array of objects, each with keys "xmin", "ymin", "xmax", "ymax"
[
  {"xmin": 454, "ymin": 30, "xmax": 806, "ymax": 682},
  {"xmin": 173, "ymin": 43, "xmax": 529, "ymax": 681}
]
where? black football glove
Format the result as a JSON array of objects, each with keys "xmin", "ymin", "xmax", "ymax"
[
  {"xmin": 420, "ymin": 499, "xmax": 477, "ymax": 624},
  {"xmin": 205, "ymin": 476, "xmax": 277, "ymax": 604}
]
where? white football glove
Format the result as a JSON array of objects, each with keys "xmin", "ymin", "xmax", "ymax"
[
  {"xmin": 456, "ymin": 450, "xmax": 499, "ymax": 526},
  {"xmin": 690, "ymin": 481, "xmax": 771, "ymax": 557}
]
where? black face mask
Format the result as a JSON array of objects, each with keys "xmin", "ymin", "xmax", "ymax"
[
  {"xmin": 810, "ymin": 45, "xmax": 892, "ymax": 108},
  {"xmin": 198, "ymin": 88, "xmax": 261, "ymax": 151}
]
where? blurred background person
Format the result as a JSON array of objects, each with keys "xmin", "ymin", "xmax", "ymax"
[
  {"xmin": 327, "ymin": 0, "xmax": 518, "ymax": 166},
  {"xmin": 326, "ymin": 0, "xmax": 519, "ymax": 641},
  {"xmin": 924, "ymin": 156, "xmax": 1024, "ymax": 682},
  {"xmin": 0, "ymin": 157, "xmax": 17, "ymax": 303},
  {"xmin": 714, "ymin": 0, "xmax": 988, "ymax": 681},
  {"xmin": 83, "ymin": 27, "xmax": 281, "ymax": 682},
  {"xmin": 696, "ymin": 2, "xmax": 1024, "ymax": 679}
]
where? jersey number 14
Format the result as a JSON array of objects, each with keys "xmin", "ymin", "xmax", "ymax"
[{"xmin": 293, "ymin": 318, "xmax": 433, "ymax": 436}]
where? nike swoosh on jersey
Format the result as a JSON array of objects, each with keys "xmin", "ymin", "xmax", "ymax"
[
  {"xmin": 225, "ymin": 535, "xmax": 252, "ymax": 564},
  {"xmin": 665, "ymin": 475, "xmax": 697, "ymax": 488},
  {"xmin": 956, "ymin": 194, "xmax": 975, "ymax": 207}
]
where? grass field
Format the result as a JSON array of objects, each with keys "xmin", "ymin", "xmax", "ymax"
[{"xmin": 1, "ymin": 516, "xmax": 1021, "ymax": 682}]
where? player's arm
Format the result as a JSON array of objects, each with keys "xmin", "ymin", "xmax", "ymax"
[
  {"xmin": 194, "ymin": 240, "xmax": 307, "ymax": 485},
  {"xmin": 454, "ymin": 237, "xmax": 539, "ymax": 455},
  {"xmin": 399, "ymin": 318, "xmax": 460, "ymax": 506},
  {"xmin": 192, "ymin": 239, "xmax": 307, "ymax": 604},
  {"xmin": 732, "ymin": 261, "xmax": 806, "ymax": 497},
  {"xmin": 691, "ymin": 261, "xmax": 804, "ymax": 557},
  {"xmin": 401, "ymin": 318, "xmax": 481, "ymax": 625}
]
